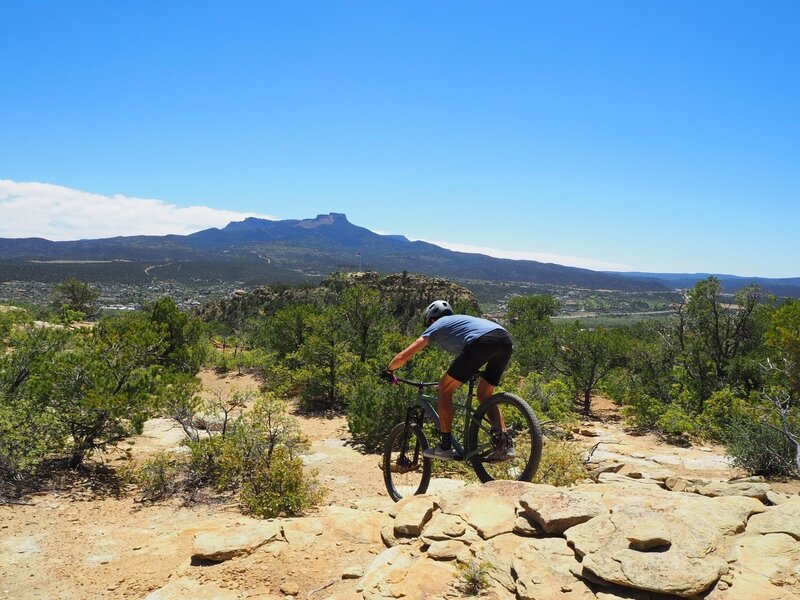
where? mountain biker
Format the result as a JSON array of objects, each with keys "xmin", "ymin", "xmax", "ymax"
[{"xmin": 382, "ymin": 300, "xmax": 515, "ymax": 461}]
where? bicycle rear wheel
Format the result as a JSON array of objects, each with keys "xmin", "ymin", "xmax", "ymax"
[
  {"xmin": 383, "ymin": 422, "xmax": 432, "ymax": 502},
  {"xmin": 466, "ymin": 392, "xmax": 542, "ymax": 483}
]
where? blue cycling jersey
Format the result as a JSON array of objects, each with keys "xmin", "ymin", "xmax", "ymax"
[{"xmin": 422, "ymin": 315, "xmax": 507, "ymax": 355}]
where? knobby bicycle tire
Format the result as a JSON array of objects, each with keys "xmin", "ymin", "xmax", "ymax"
[
  {"xmin": 466, "ymin": 392, "xmax": 543, "ymax": 483},
  {"xmin": 382, "ymin": 422, "xmax": 432, "ymax": 502}
]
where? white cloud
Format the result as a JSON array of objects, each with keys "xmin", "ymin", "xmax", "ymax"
[
  {"xmin": 374, "ymin": 226, "xmax": 629, "ymax": 270},
  {"xmin": 0, "ymin": 180, "xmax": 276, "ymax": 240},
  {"xmin": 405, "ymin": 236, "xmax": 630, "ymax": 271}
]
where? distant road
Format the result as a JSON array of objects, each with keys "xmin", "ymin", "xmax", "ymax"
[
  {"xmin": 554, "ymin": 309, "xmax": 674, "ymax": 320},
  {"xmin": 144, "ymin": 263, "xmax": 170, "ymax": 276}
]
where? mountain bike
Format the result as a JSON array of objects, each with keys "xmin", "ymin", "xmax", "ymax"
[{"xmin": 382, "ymin": 374, "xmax": 543, "ymax": 501}]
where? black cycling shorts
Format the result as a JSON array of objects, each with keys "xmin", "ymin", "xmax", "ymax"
[{"xmin": 447, "ymin": 329, "xmax": 513, "ymax": 387}]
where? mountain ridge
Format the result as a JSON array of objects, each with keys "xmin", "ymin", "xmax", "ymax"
[{"xmin": 0, "ymin": 213, "xmax": 797, "ymax": 297}]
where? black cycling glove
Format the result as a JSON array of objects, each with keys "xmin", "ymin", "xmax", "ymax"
[{"xmin": 378, "ymin": 369, "xmax": 399, "ymax": 384}]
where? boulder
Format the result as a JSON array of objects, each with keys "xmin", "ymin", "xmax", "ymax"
[
  {"xmin": 360, "ymin": 549, "xmax": 455, "ymax": 600},
  {"xmin": 381, "ymin": 524, "xmax": 415, "ymax": 548},
  {"xmin": 520, "ymin": 489, "xmax": 607, "ymax": 534},
  {"xmin": 697, "ymin": 481, "xmax": 772, "ymax": 502},
  {"xmin": 320, "ymin": 507, "xmax": 389, "ymax": 544},
  {"xmin": 746, "ymin": 500, "xmax": 800, "ymax": 539},
  {"xmin": 426, "ymin": 540, "xmax": 470, "ymax": 561},
  {"xmin": 342, "ymin": 565, "xmax": 363, "ymax": 579},
  {"xmin": 566, "ymin": 505, "xmax": 728, "ymax": 597},
  {"xmin": 588, "ymin": 460, "xmax": 624, "ymax": 481},
  {"xmin": 420, "ymin": 512, "xmax": 468, "ymax": 543},
  {"xmin": 394, "ymin": 496, "xmax": 436, "ymax": 537},
  {"xmin": 191, "ymin": 522, "xmax": 282, "ymax": 562},
  {"xmin": 626, "ymin": 518, "xmax": 672, "ymax": 551},
  {"xmin": 437, "ymin": 480, "xmax": 544, "ymax": 539},
  {"xmin": 512, "ymin": 514, "xmax": 541, "ymax": 536},
  {"xmin": 665, "ymin": 476, "xmax": 708, "ymax": 493}
]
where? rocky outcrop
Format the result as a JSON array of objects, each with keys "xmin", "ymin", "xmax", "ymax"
[
  {"xmin": 567, "ymin": 505, "xmax": 728, "ymax": 597},
  {"xmin": 354, "ymin": 478, "xmax": 800, "ymax": 600},
  {"xmin": 161, "ymin": 475, "xmax": 798, "ymax": 600},
  {"xmin": 197, "ymin": 271, "xmax": 480, "ymax": 330}
]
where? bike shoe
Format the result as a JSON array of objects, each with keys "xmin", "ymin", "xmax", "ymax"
[
  {"xmin": 484, "ymin": 431, "xmax": 516, "ymax": 462},
  {"xmin": 422, "ymin": 444, "xmax": 460, "ymax": 461}
]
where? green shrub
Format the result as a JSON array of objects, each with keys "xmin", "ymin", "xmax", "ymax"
[
  {"xmin": 1, "ymin": 327, "xmax": 70, "ymax": 482},
  {"xmin": 0, "ymin": 397, "xmax": 65, "ymax": 481},
  {"xmin": 656, "ymin": 404, "xmax": 698, "ymax": 437},
  {"xmin": 515, "ymin": 374, "xmax": 576, "ymax": 426},
  {"xmin": 260, "ymin": 352, "xmax": 301, "ymax": 398},
  {"xmin": 346, "ymin": 375, "xmax": 409, "ymax": 451},
  {"xmin": 697, "ymin": 388, "xmax": 745, "ymax": 440},
  {"xmin": 126, "ymin": 452, "xmax": 185, "ymax": 501},
  {"xmin": 720, "ymin": 411, "xmax": 799, "ymax": 476},
  {"xmin": 455, "ymin": 558, "xmax": 492, "ymax": 595},
  {"xmin": 532, "ymin": 438, "xmax": 588, "ymax": 487},
  {"xmin": 240, "ymin": 446, "xmax": 324, "ymax": 518},
  {"xmin": 621, "ymin": 390, "xmax": 667, "ymax": 430},
  {"xmin": 185, "ymin": 436, "xmax": 229, "ymax": 489},
  {"xmin": 175, "ymin": 393, "xmax": 322, "ymax": 516}
]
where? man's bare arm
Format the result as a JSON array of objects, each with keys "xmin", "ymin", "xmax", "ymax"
[{"xmin": 387, "ymin": 336, "xmax": 429, "ymax": 372}]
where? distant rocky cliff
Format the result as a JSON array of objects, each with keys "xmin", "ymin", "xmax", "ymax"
[{"xmin": 196, "ymin": 271, "xmax": 481, "ymax": 330}]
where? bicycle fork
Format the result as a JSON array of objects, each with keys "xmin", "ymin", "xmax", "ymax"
[{"xmin": 398, "ymin": 405, "xmax": 425, "ymax": 466}]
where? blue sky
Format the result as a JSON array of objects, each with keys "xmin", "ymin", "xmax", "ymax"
[{"xmin": 1, "ymin": 1, "xmax": 798, "ymax": 277}]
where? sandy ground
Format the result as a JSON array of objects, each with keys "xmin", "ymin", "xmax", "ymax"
[{"xmin": 1, "ymin": 371, "xmax": 797, "ymax": 599}]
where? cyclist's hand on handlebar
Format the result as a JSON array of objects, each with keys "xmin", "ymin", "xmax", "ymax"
[{"xmin": 378, "ymin": 368, "xmax": 399, "ymax": 384}]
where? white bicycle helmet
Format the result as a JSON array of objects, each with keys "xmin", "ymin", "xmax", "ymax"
[{"xmin": 424, "ymin": 300, "xmax": 454, "ymax": 325}]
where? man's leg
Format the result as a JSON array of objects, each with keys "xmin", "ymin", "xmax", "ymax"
[
  {"xmin": 422, "ymin": 374, "xmax": 463, "ymax": 460},
  {"xmin": 476, "ymin": 377, "xmax": 495, "ymax": 404},
  {"xmin": 437, "ymin": 374, "xmax": 462, "ymax": 434},
  {"xmin": 477, "ymin": 377, "xmax": 505, "ymax": 431}
]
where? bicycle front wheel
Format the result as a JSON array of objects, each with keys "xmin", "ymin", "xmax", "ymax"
[
  {"xmin": 383, "ymin": 422, "xmax": 432, "ymax": 502},
  {"xmin": 466, "ymin": 392, "xmax": 543, "ymax": 483}
]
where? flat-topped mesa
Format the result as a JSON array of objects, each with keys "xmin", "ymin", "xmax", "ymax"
[{"xmin": 297, "ymin": 213, "xmax": 349, "ymax": 228}]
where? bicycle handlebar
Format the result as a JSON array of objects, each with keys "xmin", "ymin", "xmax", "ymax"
[{"xmin": 394, "ymin": 375, "xmax": 439, "ymax": 388}]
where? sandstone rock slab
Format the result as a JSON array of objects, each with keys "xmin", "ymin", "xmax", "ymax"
[
  {"xmin": 394, "ymin": 496, "xmax": 435, "ymax": 537},
  {"xmin": 144, "ymin": 577, "xmax": 243, "ymax": 600},
  {"xmin": 437, "ymin": 480, "xmax": 546, "ymax": 539},
  {"xmin": 426, "ymin": 539, "xmax": 470, "ymax": 561},
  {"xmin": 420, "ymin": 511, "xmax": 467, "ymax": 542},
  {"xmin": 520, "ymin": 489, "xmax": 606, "ymax": 534},
  {"xmin": 697, "ymin": 481, "xmax": 772, "ymax": 502},
  {"xmin": 746, "ymin": 501, "xmax": 800, "ymax": 539},
  {"xmin": 191, "ymin": 521, "xmax": 282, "ymax": 562},
  {"xmin": 566, "ymin": 505, "xmax": 728, "ymax": 597},
  {"xmin": 513, "ymin": 537, "xmax": 594, "ymax": 600},
  {"xmin": 361, "ymin": 551, "xmax": 454, "ymax": 600},
  {"xmin": 735, "ymin": 533, "xmax": 800, "ymax": 583}
]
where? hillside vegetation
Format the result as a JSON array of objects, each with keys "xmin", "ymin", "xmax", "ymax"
[{"xmin": 2, "ymin": 271, "xmax": 798, "ymax": 512}]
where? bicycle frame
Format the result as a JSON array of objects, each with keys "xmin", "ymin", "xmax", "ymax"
[{"xmin": 396, "ymin": 375, "xmax": 482, "ymax": 460}]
